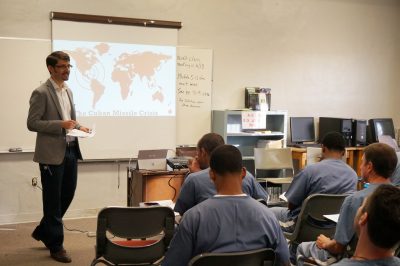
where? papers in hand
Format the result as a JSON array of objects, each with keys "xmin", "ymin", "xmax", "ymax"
[
  {"xmin": 67, "ymin": 129, "xmax": 95, "ymax": 138},
  {"xmin": 67, "ymin": 125, "xmax": 96, "ymax": 138}
]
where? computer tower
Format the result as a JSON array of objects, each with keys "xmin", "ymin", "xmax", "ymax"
[
  {"xmin": 318, "ymin": 117, "xmax": 353, "ymax": 147},
  {"xmin": 352, "ymin": 119, "xmax": 367, "ymax": 146}
]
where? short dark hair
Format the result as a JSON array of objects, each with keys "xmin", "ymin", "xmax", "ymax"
[
  {"xmin": 321, "ymin": 131, "xmax": 346, "ymax": 152},
  {"xmin": 197, "ymin": 133, "xmax": 225, "ymax": 155},
  {"xmin": 46, "ymin": 51, "xmax": 70, "ymax": 67},
  {"xmin": 210, "ymin": 145, "xmax": 243, "ymax": 175},
  {"xmin": 364, "ymin": 184, "xmax": 400, "ymax": 249},
  {"xmin": 363, "ymin": 143, "xmax": 397, "ymax": 178}
]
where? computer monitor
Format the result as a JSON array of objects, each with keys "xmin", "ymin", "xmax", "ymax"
[
  {"xmin": 290, "ymin": 117, "xmax": 316, "ymax": 144},
  {"xmin": 368, "ymin": 118, "xmax": 396, "ymax": 143}
]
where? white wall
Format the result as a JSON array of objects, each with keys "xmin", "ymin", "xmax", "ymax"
[
  {"xmin": 0, "ymin": 153, "xmax": 128, "ymax": 224},
  {"xmin": 0, "ymin": 0, "xmax": 399, "ymax": 224}
]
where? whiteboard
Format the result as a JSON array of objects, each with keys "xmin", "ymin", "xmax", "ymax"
[
  {"xmin": 176, "ymin": 47, "xmax": 213, "ymax": 146},
  {"xmin": 0, "ymin": 37, "xmax": 50, "ymax": 152},
  {"xmin": 0, "ymin": 38, "xmax": 212, "ymax": 156}
]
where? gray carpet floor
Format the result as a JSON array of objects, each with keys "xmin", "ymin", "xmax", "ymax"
[{"xmin": 0, "ymin": 217, "xmax": 97, "ymax": 265}]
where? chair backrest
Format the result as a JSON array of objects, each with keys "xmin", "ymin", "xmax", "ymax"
[
  {"xmin": 188, "ymin": 248, "xmax": 275, "ymax": 266},
  {"xmin": 254, "ymin": 148, "xmax": 294, "ymax": 177},
  {"xmin": 285, "ymin": 193, "xmax": 348, "ymax": 245},
  {"xmin": 92, "ymin": 206, "xmax": 175, "ymax": 266}
]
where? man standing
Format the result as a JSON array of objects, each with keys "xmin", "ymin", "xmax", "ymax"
[
  {"xmin": 27, "ymin": 51, "xmax": 89, "ymax": 263},
  {"xmin": 174, "ymin": 133, "xmax": 268, "ymax": 215},
  {"xmin": 163, "ymin": 145, "xmax": 290, "ymax": 266},
  {"xmin": 334, "ymin": 184, "xmax": 400, "ymax": 265},
  {"xmin": 297, "ymin": 143, "xmax": 398, "ymax": 265}
]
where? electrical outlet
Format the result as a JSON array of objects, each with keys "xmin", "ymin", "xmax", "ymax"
[{"xmin": 32, "ymin": 177, "xmax": 38, "ymax": 187}]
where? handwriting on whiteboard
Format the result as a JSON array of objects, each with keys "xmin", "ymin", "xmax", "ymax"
[{"xmin": 176, "ymin": 54, "xmax": 211, "ymax": 109}]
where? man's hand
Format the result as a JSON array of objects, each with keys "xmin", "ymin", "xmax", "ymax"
[
  {"xmin": 61, "ymin": 120, "xmax": 77, "ymax": 130},
  {"xmin": 79, "ymin": 126, "xmax": 91, "ymax": 133},
  {"xmin": 188, "ymin": 157, "xmax": 201, "ymax": 173},
  {"xmin": 316, "ymin": 234, "xmax": 332, "ymax": 249}
]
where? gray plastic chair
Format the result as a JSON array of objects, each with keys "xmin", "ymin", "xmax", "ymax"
[
  {"xmin": 284, "ymin": 194, "xmax": 348, "ymax": 245},
  {"xmin": 188, "ymin": 248, "xmax": 275, "ymax": 266},
  {"xmin": 91, "ymin": 206, "xmax": 175, "ymax": 266}
]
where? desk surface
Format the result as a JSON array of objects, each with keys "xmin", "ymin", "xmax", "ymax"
[
  {"xmin": 128, "ymin": 168, "xmax": 188, "ymax": 176},
  {"xmin": 291, "ymin": 146, "xmax": 364, "ymax": 152},
  {"xmin": 291, "ymin": 146, "xmax": 364, "ymax": 176}
]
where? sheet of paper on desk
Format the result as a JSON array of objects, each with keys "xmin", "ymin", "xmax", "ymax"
[{"xmin": 323, "ymin": 214, "xmax": 340, "ymax": 223}]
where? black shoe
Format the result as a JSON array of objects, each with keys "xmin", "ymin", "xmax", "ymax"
[
  {"xmin": 50, "ymin": 249, "xmax": 72, "ymax": 263},
  {"xmin": 31, "ymin": 230, "xmax": 41, "ymax": 241}
]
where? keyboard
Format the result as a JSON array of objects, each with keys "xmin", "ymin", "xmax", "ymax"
[{"xmin": 166, "ymin": 157, "xmax": 190, "ymax": 170}]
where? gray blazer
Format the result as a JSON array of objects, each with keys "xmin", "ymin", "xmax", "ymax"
[{"xmin": 27, "ymin": 79, "xmax": 83, "ymax": 165}]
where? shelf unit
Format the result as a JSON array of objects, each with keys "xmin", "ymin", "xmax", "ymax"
[{"xmin": 212, "ymin": 110, "xmax": 288, "ymax": 159}]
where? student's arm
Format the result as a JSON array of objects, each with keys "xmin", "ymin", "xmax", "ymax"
[
  {"xmin": 271, "ymin": 217, "xmax": 291, "ymax": 266},
  {"xmin": 162, "ymin": 214, "xmax": 195, "ymax": 266},
  {"xmin": 173, "ymin": 175, "xmax": 196, "ymax": 215},
  {"xmin": 285, "ymin": 169, "xmax": 310, "ymax": 210},
  {"xmin": 243, "ymin": 171, "xmax": 268, "ymax": 200}
]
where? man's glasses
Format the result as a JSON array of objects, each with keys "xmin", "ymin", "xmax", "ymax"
[{"xmin": 55, "ymin": 64, "xmax": 73, "ymax": 70}]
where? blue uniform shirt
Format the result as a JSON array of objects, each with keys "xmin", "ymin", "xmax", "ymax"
[
  {"xmin": 164, "ymin": 196, "xmax": 290, "ymax": 266},
  {"xmin": 335, "ymin": 184, "xmax": 386, "ymax": 245},
  {"xmin": 174, "ymin": 168, "xmax": 268, "ymax": 215},
  {"xmin": 285, "ymin": 159, "xmax": 357, "ymax": 219}
]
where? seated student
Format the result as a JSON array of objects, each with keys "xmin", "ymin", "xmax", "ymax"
[
  {"xmin": 333, "ymin": 184, "xmax": 400, "ymax": 265},
  {"xmin": 390, "ymin": 152, "xmax": 400, "ymax": 186},
  {"xmin": 297, "ymin": 143, "xmax": 398, "ymax": 265},
  {"xmin": 270, "ymin": 132, "xmax": 358, "ymax": 233},
  {"xmin": 174, "ymin": 133, "xmax": 268, "ymax": 215},
  {"xmin": 162, "ymin": 145, "xmax": 290, "ymax": 266}
]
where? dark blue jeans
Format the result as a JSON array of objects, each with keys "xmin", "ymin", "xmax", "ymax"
[{"xmin": 33, "ymin": 145, "xmax": 78, "ymax": 253}]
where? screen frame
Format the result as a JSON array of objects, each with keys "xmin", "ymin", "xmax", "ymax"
[
  {"xmin": 290, "ymin": 117, "xmax": 316, "ymax": 144},
  {"xmin": 369, "ymin": 118, "xmax": 396, "ymax": 143}
]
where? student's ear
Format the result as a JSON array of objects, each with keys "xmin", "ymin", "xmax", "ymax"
[
  {"xmin": 365, "ymin": 161, "xmax": 374, "ymax": 176},
  {"xmin": 241, "ymin": 167, "xmax": 246, "ymax": 180},
  {"xmin": 209, "ymin": 168, "xmax": 216, "ymax": 183},
  {"xmin": 321, "ymin": 145, "xmax": 326, "ymax": 154},
  {"xmin": 359, "ymin": 212, "xmax": 368, "ymax": 226}
]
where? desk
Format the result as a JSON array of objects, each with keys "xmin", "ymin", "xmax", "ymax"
[
  {"xmin": 127, "ymin": 168, "xmax": 188, "ymax": 206},
  {"xmin": 291, "ymin": 147, "xmax": 364, "ymax": 176}
]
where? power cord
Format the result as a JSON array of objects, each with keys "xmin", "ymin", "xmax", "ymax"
[
  {"xmin": 62, "ymin": 222, "xmax": 96, "ymax": 237},
  {"xmin": 167, "ymin": 176, "xmax": 177, "ymax": 201}
]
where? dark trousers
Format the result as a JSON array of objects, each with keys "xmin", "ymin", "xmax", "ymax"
[{"xmin": 33, "ymin": 145, "xmax": 78, "ymax": 253}]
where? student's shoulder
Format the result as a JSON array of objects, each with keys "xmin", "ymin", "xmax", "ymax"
[
  {"xmin": 185, "ymin": 169, "xmax": 209, "ymax": 181},
  {"xmin": 243, "ymin": 170, "xmax": 256, "ymax": 181},
  {"xmin": 182, "ymin": 196, "xmax": 216, "ymax": 218},
  {"xmin": 342, "ymin": 189, "xmax": 369, "ymax": 208}
]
